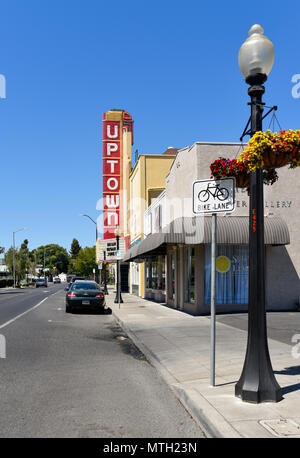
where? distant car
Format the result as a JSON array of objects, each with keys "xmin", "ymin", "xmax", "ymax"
[
  {"xmin": 68, "ymin": 276, "xmax": 85, "ymax": 288},
  {"xmin": 36, "ymin": 278, "xmax": 47, "ymax": 288},
  {"xmin": 65, "ymin": 280, "xmax": 105, "ymax": 313},
  {"xmin": 53, "ymin": 276, "xmax": 61, "ymax": 284}
]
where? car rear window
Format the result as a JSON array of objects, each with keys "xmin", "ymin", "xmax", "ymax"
[{"xmin": 72, "ymin": 283, "xmax": 98, "ymax": 290}]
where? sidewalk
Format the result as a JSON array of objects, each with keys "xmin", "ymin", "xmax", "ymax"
[{"xmin": 106, "ymin": 291, "xmax": 300, "ymax": 438}]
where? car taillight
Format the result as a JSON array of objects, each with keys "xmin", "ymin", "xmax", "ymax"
[
  {"xmin": 96, "ymin": 293, "xmax": 104, "ymax": 297},
  {"xmin": 67, "ymin": 292, "xmax": 76, "ymax": 296}
]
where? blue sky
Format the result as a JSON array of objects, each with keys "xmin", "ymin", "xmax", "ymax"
[{"xmin": 0, "ymin": 0, "xmax": 299, "ymax": 253}]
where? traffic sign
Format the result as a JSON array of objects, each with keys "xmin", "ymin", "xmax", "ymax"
[{"xmin": 193, "ymin": 178, "xmax": 235, "ymax": 214}]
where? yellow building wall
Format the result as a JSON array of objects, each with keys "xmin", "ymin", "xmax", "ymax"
[{"xmin": 128, "ymin": 154, "xmax": 175, "ymax": 297}]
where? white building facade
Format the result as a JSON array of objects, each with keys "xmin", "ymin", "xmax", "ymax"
[{"xmin": 123, "ymin": 141, "xmax": 299, "ymax": 314}]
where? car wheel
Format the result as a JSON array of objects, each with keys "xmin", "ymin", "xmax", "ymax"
[{"xmin": 66, "ymin": 304, "xmax": 72, "ymax": 313}]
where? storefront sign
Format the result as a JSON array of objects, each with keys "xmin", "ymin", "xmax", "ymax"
[
  {"xmin": 193, "ymin": 178, "xmax": 235, "ymax": 214},
  {"xmin": 98, "ymin": 238, "xmax": 126, "ymax": 262}
]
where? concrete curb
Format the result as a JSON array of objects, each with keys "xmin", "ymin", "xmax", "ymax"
[{"xmin": 112, "ymin": 310, "xmax": 241, "ymax": 438}]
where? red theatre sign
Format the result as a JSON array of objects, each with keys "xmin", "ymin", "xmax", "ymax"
[
  {"xmin": 102, "ymin": 110, "xmax": 133, "ymax": 240},
  {"xmin": 103, "ymin": 118, "xmax": 121, "ymax": 239}
]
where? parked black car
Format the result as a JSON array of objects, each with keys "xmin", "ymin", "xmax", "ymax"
[{"xmin": 65, "ymin": 280, "xmax": 105, "ymax": 313}]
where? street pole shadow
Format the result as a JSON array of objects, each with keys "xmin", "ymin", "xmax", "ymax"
[{"xmin": 274, "ymin": 366, "xmax": 300, "ymax": 396}]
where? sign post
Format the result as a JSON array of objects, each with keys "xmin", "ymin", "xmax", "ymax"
[
  {"xmin": 210, "ymin": 212, "xmax": 217, "ymax": 386},
  {"xmin": 193, "ymin": 178, "xmax": 235, "ymax": 387}
]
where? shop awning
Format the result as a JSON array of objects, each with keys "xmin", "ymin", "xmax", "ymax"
[
  {"xmin": 122, "ymin": 216, "xmax": 290, "ymax": 262},
  {"xmin": 122, "ymin": 231, "xmax": 184, "ymax": 262}
]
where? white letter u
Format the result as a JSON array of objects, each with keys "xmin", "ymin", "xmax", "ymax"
[{"xmin": 107, "ymin": 125, "xmax": 118, "ymax": 138}]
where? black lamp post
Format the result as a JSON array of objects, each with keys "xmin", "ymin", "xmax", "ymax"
[
  {"xmin": 235, "ymin": 25, "xmax": 282, "ymax": 403},
  {"xmin": 114, "ymin": 227, "xmax": 123, "ymax": 304},
  {"xmin": 103, "ymin": 248, "xmax": 108, "ymax": 295}
]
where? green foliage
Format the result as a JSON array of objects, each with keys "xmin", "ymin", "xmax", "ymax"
[
  {"xmin": 5, "ymin": 239, "xmax": 31, "ymax": 282},
  {"xmin": 33, "ymin": 244, "xmax": 69, "ymax": 274},
  {"xmin": 70, "ymin": 239, "xmax": 81, "ymax": 258},
  {"xmin": 72, "ymin": 246, "xmax": 97, "ymax": 277}
]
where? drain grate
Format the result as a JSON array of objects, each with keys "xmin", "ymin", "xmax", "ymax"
[{"xmin": 259, "ymin": 419, "xmax": 300, "ymax": 437}]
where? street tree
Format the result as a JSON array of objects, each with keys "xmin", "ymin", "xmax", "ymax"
[
  {"xmin": 5, "ymin": 240, "xmax": 31, "ymax": 282},
  {"xmin": 33, "ymin": 244, "xmax": 69, "ymax": 274},
  {"xmin": 72, "ymin": 246, "xmax": 97, "ymax": 278},
  {"xmin": 70, "ymin": 239, "xmax": 81, "ymax": 258},
  {"xmin": 19, "ymin": 239, "xmax": 30, "ymax": 279}
]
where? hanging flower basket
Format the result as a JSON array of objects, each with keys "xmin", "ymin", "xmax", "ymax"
[
  {"xmin": 210, "ymin": 157, "xmax": 278, "ymax": 192},
  {"xmin": 210, "ymin": 157, "xmax": 249, "ymax": 186},
  {"xmin": 262, "ymin": 149, "xmax": 290, "ymax": 168},
  {"xmin": 235, "ymin": 172, "xmax": 249, "ymax": 189},
  {"xmin": 237, "ymin": 129, "xmax": 300, "ymax": 171}
]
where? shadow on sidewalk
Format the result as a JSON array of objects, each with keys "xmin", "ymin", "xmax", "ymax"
[
  {"xmin": 274, "ymin": 365, "xmax": 300, "ymax": 376},
  {"xmin": 282, "ymin": 383, "xmax": 300, "ymax": 395},
  {"xmin": 273, "ymin": 366, "xmax": 300, "ymax": 396}
]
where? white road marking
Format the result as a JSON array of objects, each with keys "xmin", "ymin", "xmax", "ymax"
[
  {"xmin": 0, "ymin": 298, "xmax": 48, "ymax": 330},
  {"xmin": 51, "ymin": 290, "xmax": 62, "ymax": 296}
]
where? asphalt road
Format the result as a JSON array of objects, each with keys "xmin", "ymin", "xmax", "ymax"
[
  {"xmin": 0, "ymin": 285, "xmax": 204, "ymax": 438},
  {"xmin": 0, "ymin": 283, "xmax": 63, "ymax": 327}
]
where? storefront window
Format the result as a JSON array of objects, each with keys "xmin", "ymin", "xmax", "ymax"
[
  {"xmin": 146, "ymin": 256, "xmax": 166, "ymax": 291},
  {"xmin": 131, "ymin": 262, "xmax": 140, "ymax": 296},
  {"xmin": 184, "ymin": 247, "xmax": 195, "ymax": 303},
  {"xmin": 146, "ymin": 259, "xmax": 152, "ymax": 289},
  {"xmin": 205, "ymin": 245, "xmax": 249, "ymax": 304},
  {"xmin": 168, "ymin": 252, "xmax": 175, "ymax": 300},
  {"xmin": 151, "ymin": 260, "xmax": 158, "ymax": 289},
  {"xmin": 158, "ymin": 256, "xmax": 166, "ymax": 290}
]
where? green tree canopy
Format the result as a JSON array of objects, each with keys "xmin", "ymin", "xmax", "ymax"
[
  {"xmin": 72, "ymin": 246, "xmax": 97, "ymax": 278},
  {"xmin": 32, "ymin": 244, "xmax": 70, "ymax": 274},
  {"xmin": 19, "ymin": 239, "xmax": 30, "ymax": 277},
  {"xmin": 70, "ymin": 239, "xmax": 81, "ymax": 258},
  {"xmin": 5, "ymin": 239, "xmax": 30, "ymax": 282}
]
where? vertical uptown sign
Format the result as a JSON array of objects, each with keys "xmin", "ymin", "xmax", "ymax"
[
  {"xmin": 103, "ymin": 115, "xmax": 121, "ymax": 239},
  {"xmin": 102, "ymin": 110, "xmax": 133, "ymax": 240}
]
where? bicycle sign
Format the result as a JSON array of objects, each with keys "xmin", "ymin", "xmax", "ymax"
[{"xmin": 193, "ymin": 178, "xmax": 235, "ymax": 214}]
